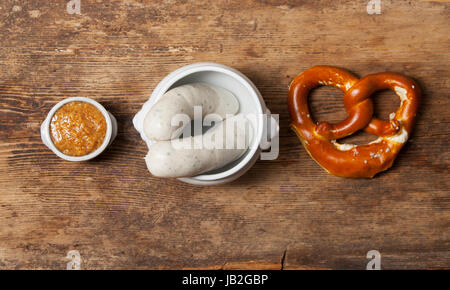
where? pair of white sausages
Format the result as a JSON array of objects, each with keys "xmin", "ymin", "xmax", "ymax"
[
  {"xmin": 144, "ymin": 83, "xmax": 239, "ymax": 141},
  {"xmin": 143, "ymin": 83, "xmax": 252, "ymax": 178}
]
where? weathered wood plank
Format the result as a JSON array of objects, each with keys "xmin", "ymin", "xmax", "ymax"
[{"xmin": 0, "ymin": 0, "xmax": 448, "ymax": 269}]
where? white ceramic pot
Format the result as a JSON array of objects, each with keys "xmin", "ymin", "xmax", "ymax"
[
  {"xmin": 133, "ymin": 62, "xmax": 279, "ymax": 185},
  {"xmin": 41, "ymin": 97, "xmax": 118, "ymax": 161}
]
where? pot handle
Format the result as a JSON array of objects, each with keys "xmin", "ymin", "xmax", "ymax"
[{"xmin": 260, "ymin": 109, "xmax": 279, "ymax": 150}]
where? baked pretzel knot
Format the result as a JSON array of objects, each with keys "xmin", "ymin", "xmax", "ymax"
[{"xmin": 288, "ymin": 66, "xmax": 420, "ymax": 178}]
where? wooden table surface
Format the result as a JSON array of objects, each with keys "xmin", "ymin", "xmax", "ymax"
[{"xmin": 0, "ymin": 0, "xmax": 449, "ymax": 270}]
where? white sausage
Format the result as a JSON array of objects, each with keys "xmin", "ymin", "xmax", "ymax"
[
  {"xmin": 145, "ymin": 114, "xmax": 253, "ymax": 178},
  {"xmin": 144, "ymin": 83, "xmax": 239, "ymax": 141}
]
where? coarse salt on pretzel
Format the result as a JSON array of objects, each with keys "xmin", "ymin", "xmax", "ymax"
[{"xmin": 288, "ymin": 66, "xmax": 420, "ymax": 178}]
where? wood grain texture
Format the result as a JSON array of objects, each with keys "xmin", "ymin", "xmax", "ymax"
[{"xmin": 0, "ymin": 0, "xmax": 449, "ymax": 269}]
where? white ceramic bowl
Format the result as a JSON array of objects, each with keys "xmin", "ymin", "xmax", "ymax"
[
  {"xmin": 133, "ymin": 62, "xmax": 278, "ymax": 185},
  {"xmin": 41, "ymin": 97, "xmax": 118, "ymax": 161}
]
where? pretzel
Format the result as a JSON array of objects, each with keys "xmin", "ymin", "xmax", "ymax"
[{"xmin": 288, "ymin": 66, "xmax": 420, "ymax": 178}]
